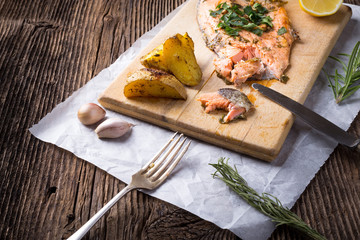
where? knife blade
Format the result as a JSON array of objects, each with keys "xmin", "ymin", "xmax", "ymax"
[{"xmin": 252, "ymin": 83, "xmax": 360, "ymax": 148}]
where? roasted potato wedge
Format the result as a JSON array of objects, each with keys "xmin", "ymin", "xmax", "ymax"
[
  {"xmin": 124, "ymin": 68, "xmax": 187, "ymax": 99},
  {"xmin": 140, "ymin": 33, "xmax": 202, "ymax": 86},
  {"xmin": 139, "ymin": 44, "xmax": 168, "ymax": 72}
]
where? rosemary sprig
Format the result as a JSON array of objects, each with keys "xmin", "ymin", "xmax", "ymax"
[
  {"xmin": 325, "ymin": 41, "xmax": 360, "ymax": 104},
  {"xmin": 210, "ymin": 158, "xmax": 326, "ymax": 240}
]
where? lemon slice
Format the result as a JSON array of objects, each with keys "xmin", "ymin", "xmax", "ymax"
[{"xmin": 299, "ymin": 0, "xmax": 343, "ymax": 17}]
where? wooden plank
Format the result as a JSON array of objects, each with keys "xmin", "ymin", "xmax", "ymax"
[{"xmin": 98, "ymin": 0, "xmax": 352, "ymax": 161}]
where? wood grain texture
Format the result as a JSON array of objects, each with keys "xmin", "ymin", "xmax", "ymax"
[{"xmin": 0, "ymin": 0, "xmax": 359, "ymax": 240}]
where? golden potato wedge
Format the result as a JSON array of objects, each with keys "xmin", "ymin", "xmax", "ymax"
[
  {"xmin": 140, "ymin": 33, "xmax": 202, "ymax": 86},
  {"xmin": 124, "ymin": 68, "xmax": 187, "ymax": 99},
  {"xmin": 163, "ymin": 33, "xmax": 202, "ymax": 86},
  {"xmin": 139, "ymin": 44, "xmax": 168, "ymax": 72}
]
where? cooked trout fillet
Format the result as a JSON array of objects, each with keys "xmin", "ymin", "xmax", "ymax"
[
  {"xmin": 197, "ymin": 88, "xmax": 253, "ymax": 123},
  {"xmin": 197, "ymin": 0, "xmax": 298, "ymax": 86}
]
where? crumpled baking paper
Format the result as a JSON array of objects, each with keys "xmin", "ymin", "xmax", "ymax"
[{"xmin": 29, "ymin": 2, "xmax": 360, "ymax": 239}]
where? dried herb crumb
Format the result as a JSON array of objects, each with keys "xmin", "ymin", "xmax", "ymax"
[{"xmin": 277, "ymin": 26, "xmax": 287, "ymax": 35}]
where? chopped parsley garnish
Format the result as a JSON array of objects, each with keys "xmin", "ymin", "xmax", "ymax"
[
  {"xmin": 277, "ymin": 27, "xmax": 287, "ymax": 35},
  {"xmin": 209, "ymin": 2, "xmax": 273, "ymax": 37}
]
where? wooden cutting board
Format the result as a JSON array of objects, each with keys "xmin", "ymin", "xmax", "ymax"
[{"xmin": 98, "ymin": 0, "xmax": 352, "ymax": 162}]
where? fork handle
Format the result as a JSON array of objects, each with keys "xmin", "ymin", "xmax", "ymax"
[{"xmin": 68, "ymin": 185, "xmax": 135, "ymax": 240}]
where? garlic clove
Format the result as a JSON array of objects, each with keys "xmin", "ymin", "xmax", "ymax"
[
  {"xmin": 95, "ymin": 118, "xmax": 134, "ymax": 139},
  {"xmin": 78, "ymin": 103, "xmax": 106, "ymax": 125}
]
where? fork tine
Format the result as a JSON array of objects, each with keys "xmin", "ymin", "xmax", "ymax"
[
  {"xmin": 146, "ymin": 133, "xmax": 184, "ymax": 176},
  {"xmin": 155, "ymin": 140, "xmax": 191, "ymax": 184},
  {"xmin": 140, "ymin": 132, "xmax": 179, "ymax": 172},
  {"xmin": 149, "ymin": 137, "xmax": 187, "ymax": 180}
]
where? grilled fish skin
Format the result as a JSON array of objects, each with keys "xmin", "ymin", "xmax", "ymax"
[
  {"xmin": 197, "ymin": 0, "xmax": 298, "ymax": 86},
  {"xmin": 218, "ymin": 88, "xmax": 253, "ymax": 111}
]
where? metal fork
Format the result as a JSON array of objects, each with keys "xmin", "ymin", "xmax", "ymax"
[{"xmin": 68, "ymin": 132, "xmax": 191, "ymax": 240}]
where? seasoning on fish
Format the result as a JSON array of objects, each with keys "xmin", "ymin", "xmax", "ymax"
[
  {"xmin": 197, "ymin": 0, "xmax": 299, "ymax": 86},
  {"xmin": 197, "ymin": 88, "xmax": 253, "ymax": 123}
]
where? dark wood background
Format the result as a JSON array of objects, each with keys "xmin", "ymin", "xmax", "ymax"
[{"xmin": 1, "ymin": 0, "xmax": 359, "ymax": 239}]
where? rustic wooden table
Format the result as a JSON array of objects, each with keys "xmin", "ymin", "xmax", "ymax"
[{"xmin": 1, "ymin": 0, "xmax": 359, "ymax": 239}]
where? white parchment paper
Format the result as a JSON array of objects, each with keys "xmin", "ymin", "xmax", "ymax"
[{"xmin": 30, "ymin": 3, "xmax": 360, "ymax": 240}]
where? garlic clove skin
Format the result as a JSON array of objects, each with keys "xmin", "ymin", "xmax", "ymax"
[
  {"xmin": 95, "ymin": 118, "xmax": 134, "ymax": 139},
  {"xmin": 78, "ymin": 103, "xmax": 106, "ymax": 125}
]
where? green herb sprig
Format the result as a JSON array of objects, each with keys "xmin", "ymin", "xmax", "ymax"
[
  {"xmin": 210, "ymin": 2, "xmax": 273, "ymax": 36},
  {"xmin": 325, "ymin": 41, "xmax": 360, "ymax": 104},
  {"xmin": 210, "ymin": 158, "xmax": 326, "ymax": 240}
]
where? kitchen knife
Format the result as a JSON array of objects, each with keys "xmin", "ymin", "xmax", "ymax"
[{"xmin": 252, "ymin": 83, "xmax": 360, "ymax": 148}]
